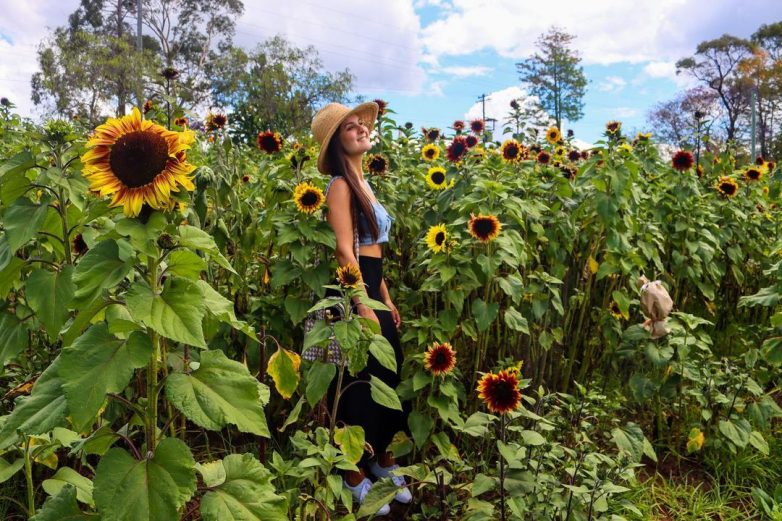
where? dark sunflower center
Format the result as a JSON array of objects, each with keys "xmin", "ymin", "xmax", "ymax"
[
  {"xmin": 300, "ymin": 191, "xmax": 319, "ymax": 207},
  {"xmin": 721, "ymin": 183, "xmax": 736, "ymax": 195},
  {"xmin": 371, "ymin": 158, "xmax": 386, "ymax": 172},
  {"xmin": 431, "ymin": 171, "xmax": 445, "ymax": 184},
  {"xmin": 435, "ymin": 232, "xmax": 445, "ymax": 245},
  {"xmin": 748, "ymin": 170, "xmax": 760, "ymax": 179},
  {"xmin": 261, "ymin": 136, "xmax": 279, "ymax": 152},
  {"xmin": 109, "ymin": 130, "xmax": 169, "ymax": 188},
  {"xmin": 451, "ymin": 143, "xmax": 466, "ymax": 155},
  {"xmin": 425, "ymin": 148, "xmax": 436, "ymax": 158},
  {"xmin": 491, "ymin": 381, "xmax": 516, "ymax": 407},
  {"xmin": 473, "ymin": 219, "xmax": 495, "ymax": 237},
  {"xmin": 505, "ymin": 146, "xmax": 519, "ymax": 158}
]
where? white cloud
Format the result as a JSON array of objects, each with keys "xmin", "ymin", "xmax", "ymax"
[
  {"xmin": 612, "ymin": 107, "xmax": 638, "ymax": 118},
  {"xmin": 235, "ymin": 1, "xmax": 427, "ymax": 96},
  {"xmin": 439, "ymin": 65, "xmax": 492, "ymax": 77},
  {"xmin": 640, "ymin": 60, "xmax": 699, "ymax": 88},
  {"xmin": 463, "ymin": 85, "xmax": 554, "ymax": 137},
  {"xmin": 428, "ymin": 80, "xmax": 446, "ymax": 97},
  {"xmin": 598, "ymin": 76, "xmax": 626, "ymax": 93},
  {"xmin": 419, "ymin": 0, "xmax": 781, "ymax": 66}
]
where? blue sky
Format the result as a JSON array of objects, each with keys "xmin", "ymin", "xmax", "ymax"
[{"xmin": 1, "ymin": 0, "xmax": 780, "ymax": 144}]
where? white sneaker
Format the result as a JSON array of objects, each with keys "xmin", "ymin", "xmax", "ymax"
[
  {"xmin": 369, "ymin": 461, "xmax": 413, "ymax": 504},
  {"xmin": 343, "ymin": 476, "xmax": 391, "ymax": 516}
]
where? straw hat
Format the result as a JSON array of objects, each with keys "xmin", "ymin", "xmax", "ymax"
[{"xmin": 311, "ymin": 102, "xmax": 379, "ymax": 175}]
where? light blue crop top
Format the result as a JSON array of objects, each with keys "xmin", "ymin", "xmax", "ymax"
[{"xmin": 325, "ymin": 176, "xmax": 394, "ymax": 245}]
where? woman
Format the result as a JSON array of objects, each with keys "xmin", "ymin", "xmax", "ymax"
[{"xmin": 310, "ymin": 102, "xmax": 411, "ymax": 515}]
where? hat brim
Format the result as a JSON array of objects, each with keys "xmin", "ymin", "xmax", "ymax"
[{"xmin": 316, "ymin": 102, "xmax": 379, "ymax": 175}]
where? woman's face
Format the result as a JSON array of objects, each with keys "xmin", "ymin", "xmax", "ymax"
[{"xmin": 337, "ymin": 114, "xmax": 372, "ymax": 157}]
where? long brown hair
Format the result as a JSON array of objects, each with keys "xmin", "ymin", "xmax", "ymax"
[{"xmin": 325, "ymin": 135, "xmax": 380, "ymax": 242}]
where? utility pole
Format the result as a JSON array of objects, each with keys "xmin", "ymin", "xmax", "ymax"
[{"xmin": 477, "ymin": 94, "xmax": 489, "ymax": 142}]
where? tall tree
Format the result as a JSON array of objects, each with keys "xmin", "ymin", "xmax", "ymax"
[
  {"xmin": 676, "ymin": 34, "xmax": 753, "ymax": 143},
  {"xmin": 516, "ymin": 27, "xmax": 588, "ymax": 129},
  {"xmin": 647, "ymin": 87, "xmax": 723, "ymax": 148},
  {"xmin": 209, "ymin": 36, "xmax": 355, "ymax": 144},
  {"xmin": 749, "ymin": 22, "xmax": 782, "ymax": 157}
]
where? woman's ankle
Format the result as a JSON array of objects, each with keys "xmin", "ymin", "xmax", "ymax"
[{"xmin": 345, "ymin": 469, "xmax": 365, "ymax": 487}]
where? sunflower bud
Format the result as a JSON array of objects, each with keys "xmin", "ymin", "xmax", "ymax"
[{"xmin": 157, "ymin": 233, "xmax": 176, "ymax": 250}]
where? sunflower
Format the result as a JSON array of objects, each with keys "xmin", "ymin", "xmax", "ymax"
[
  {"xmin": 336, "ymin": 263, "xmax": 363, "ymax": 289},
  {"xmin": 242, "ymin": 175, "xmax": 250, "ymax": 183},
  {"xmin": 716, "ymin": 176, "xmax": 738, "ymax": 197},
  {"xmin": 636, "ymin": 132, "xmax": 652, "ymax": 141},
  {"xmin": 470, "ymin": 119, "xmax": 485, "ymax": 134},
  {"xmin": 426, "ymin": 127, "xmax": 441, "ymax": 141},
  {"xmin": 161, "ymin": 67, "xmax": 180, "ymax": 80},
  {"xmin": 744, "ymin": 167, "xmax": 763, "ymax": 182},
  {"xmin": 536, "ymin": 150, "xmax": 551, "ymax": 165},
  {"xmin": 292, "ymin": 182, "xmax": 325, "ymax": 214},
  {"xmin": 424, "ymin": 342, "xmax": 456, "ymax": 376},
  {"xmin": 605, "ymin": 121, "xmax": 621, "ymax": 134},
  {"xmin": 567, "ymin": 150, "xmax": 581, "ymax": 162},
  {"xmin": 205, "ymin": 112, "xmax": 228, "ymax": 132},
  {"xmin": 72, "ymin": 233, "xmax": 88, "ymax": 256},
  {"xmin": 426, "ymin": 166, "xmax": 453, "ymax": 190},
  {"xmin": 143, "ymin": 100, "xmax": 154, "ymax": 114},
  {"xmin": 500, "ymin": 139, "xmax": 523, "ymax": 163},
  {"xmin": 373, "ymin": 98, "xmax": 388, "ymax": 116},
  {"xmin": 365, "ymin": 154, "xmax": 389, "ymax": 175},
  {"xmin": 465, "ymin": 135, "xmax": 479, "ymax": 148},
  {"xmin": 618, "ymin": 143, "xmax": 633, "ymax": 153},
  {"xmin": 257, "ymin": 130, "xmax": 283, "ymax": 154},
  {"xmin": 80, "ymin": 107, "xmax": 197, "ymax": 217},
  {"xmin": 468, "ymin": 213, "xmax": 501, "ymax": 243},
  {"xmin": 671, "ymin": 150, "xmax": 694, "ymax": 171},
  {"xmin": 608, "ymin": 300, "xmax": 622, "ymax": 319},
  {"xmin": 477, "ymin": 370, "xmax": 521, "ymax": 415},
  {"xmin": 768, "ymin": 161, "xmax": 776, "ymax": 172},
  {"xmin": 545, "ymin": 127, "xmax": 561, "ymax": 145},
  {"xmin": 446, "ymin": 136, "xmax": 468, "ymax": 163},
  {"xmin": 174, "ymin": 116, "xmax": 188, "ymax": 128},
  {"xmin": 421, "ymin": 143, "xmax": 440, "ymax": 162},
  {"xmin": 425, "ymin": 224, "xmax": 448, "ymax": 253},
  {"xmin": 560, "ymin": 165, "xmax": 577, "ymax": 180},
  {"xmin": 453, "ymin": 120, "xmax": 465, "ymax": 132},
  {"xmin": 756, "ymin": 156, "xmax": 766, "ymax": 166}
]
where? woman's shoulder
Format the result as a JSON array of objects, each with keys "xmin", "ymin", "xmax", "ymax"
[{"xmin": 325, "ymin": 175, "xmax": 348, "ymax": 196}]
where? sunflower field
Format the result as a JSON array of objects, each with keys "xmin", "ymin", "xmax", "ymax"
[{"xmin": 1, "ymin": 98, "xmax": 781, "ymax": 521}]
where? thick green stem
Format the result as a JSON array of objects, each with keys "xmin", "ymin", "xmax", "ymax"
[
  {"xmin": 146, "ymin": 253, "xmax": 161, "ymax": 453},
  {"xmin": 24, "ymin": 435, "xmax": 34, "ymax": 516}
]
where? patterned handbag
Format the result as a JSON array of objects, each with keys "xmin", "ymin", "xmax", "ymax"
[{"xmin": 301, "ymin": 194, "xmax": 360, "ymax": 364}]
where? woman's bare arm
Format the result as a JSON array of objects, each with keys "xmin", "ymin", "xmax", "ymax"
[{"xmin": 326, "ymin": 178, "xmax": 368, "ymax": 307}]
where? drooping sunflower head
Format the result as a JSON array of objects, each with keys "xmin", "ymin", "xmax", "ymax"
[
  {"xmin": 72, "ymin": 233, "xmax": 88, "ymax": 256},
  {"xmin": 468, "ymin": 213, "xmax": 501, "ymax": 243},
  {"xmin": 205, "ymin": 112, "xmax": 228, "ymax": 132},
  {"xmin": 292, "ymin": 182, "xmax": 325, "ymax": 214},
  {"xmin": 545, "ymin": 126, "xmax": 561, "ymax": 144},
  {"xmin": 716, "ymin": 176, "xmax": 739, "ymax": 197},
  {"xmin": 671, "ymin": 150, "xmax": 694, "ymax": 171},
  {"xmin": 470, "ymin": 119, "xmax": 485, "ymax": 134},
  {"xmin": 605, "ymin": 120, "xmax": 621, "ymax": 134},
  {"xmin": 501, "ymin": 139, "xmax": 523, "ymax": 163},
  {"xmin": 510, "ymin": 99, "xmax": 520, "ymax": 109},
  {"xmin": 453, "ymin": 120, "xmax": 465, "ymax": 132},
  {"xmin": 373, "ymin": 98, "xmax": 388, "ymax": 116},
  {"xmin": 365, "ymin": 153, "xmax": 389, "ymax": 175},
  {"xmin": 424, "ymin": 342, "xmax": 457, "ymax": 376},
  {"xmin": 446, "ymin": 136, "xmax": 468, "ymax": 162},
  {"xmin": 744, "ymin": 167, "xmax": 763, "ymax": 182},
  {"xmin": 80, "ymin": 107, "xmax": 197, "ymax": 217},
  {"xmin": 426, "ymin": 127, "xmax": 441, "ymax": 142},
  {"xmin": 465, "ymin": 135, "xmax": 479, "ymax": 148},
  {"xmin": 608, "ymin": 300, "xmax": 622, "ymax": 319},
  {"xmin": 477, "ymin": 369, "xmax": 522, "ymax": 415},
  {"xmin": 161, "ymin": 67, "xmax": 180, "ymax": 80},
  {"xmin": 560, "ymin": 165, "xmax": 577, "ymax": 180},
  {"xmin": 336, "ymin": 263, "xmax": 363, "ymax": 289},
  {"xmin": 425, "ymin": 223, "xmax": 448, "ymax": 253},
  {"xmin": 537, "ymin": 150, "xmax": 551, "ymax": 165},
  {"xmin": 426, "ymin": 166, "xmax": 452, "ymax": 190},
  {"xmin": 257, "ymin": 130, "xmax": 283, "ymax": 154},
  {"xmin": 422, "ymin": 143, "xmax": 441, "ymax": 162}
]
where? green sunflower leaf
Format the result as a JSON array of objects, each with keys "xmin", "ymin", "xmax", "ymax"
[
  {"xmin": 165, "ymin": 350, "xmax": 269, "ymax": 437},
  {"xmin": 4, "ymin": 196, "xmax": 50, "ymax": 251},
  {"xmin": 0, "ymin": 313, "xmax": 29, "ymax": 366},
  {"xmin": 71, "ymin": 239, "xmax": 132, "ymax": 304},
  {"xmin": 369, "ymin": 375, "xmax": 402, "ymax": 411},
  {"xmin": 25, "ymin": 266, "xmax": 74, "ymax": 341},
  {"xmin": 198, "ymin": 453, "xmax": 288, "ymax": 521},
  {"xmin": 42, "ymin": 467, "xmax": 94, "ymax": 507},
  {"xmin": 126, "ymin": 277, "xmax": 206, "ymax": 347},
  {"xmin": 31, "ymin": 484, "xmax": 90, "ymax": 521},
  {"xmin": 93, "ymin": 438, "xmax": 196, "ymax": 521}
]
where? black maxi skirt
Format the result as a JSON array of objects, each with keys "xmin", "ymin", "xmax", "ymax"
[{"xmin": 327, "ymin": 255, "xmax": 410, "ymax": 467}]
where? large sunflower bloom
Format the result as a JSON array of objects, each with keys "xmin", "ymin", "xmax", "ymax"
[
  {"xmin": 425, "ymin": 224, "xmax": 448, "ymax": 253},
  {"xmin": 80, "ymin": 107, "xmax": 197, "ymax": 217},
  {"xmin": 744, "ymin": 167, "xmax": 763, "ymax": 182},
  {"xmin": 422, "ymin": 143, "xmax": 440, "ymax": 162},
  {"xmin": 500, "ymin": 139, "xmax": 523, "ymax": 163},
  {"xmin": 336, "ymin": 263, "xmax": 363, "ymax": 289},
  {"xmin": 257, "ymin": 130, "xmax": 283, "ymax": 154},
  {"xmin": 716, "ymin": 177, "xmax": 738, "ymax": 197},
  {"xmin": 366, "ymin": 154, "xmax": 389, "ymax": 175},
  {"xmin": 468, "ymin": 213, "xmax": 501, "ymax": 243},
  {"xmin": 292, "ymin": 182, "xmax": 325, "ymax": 214},
  {"xmin": 671, "ymin": 150, "xmax": 694, "ymax": 171},
  {"xmin": 545, "ymin": 127, "xmax": 561, "ymax": 145},
  {"xmin": 424, "ymin": 342, "xmax": 456, "ymax": 376},
  {"xmin": 446, "ymin": 136, "xmax": 468, "ymax": 162},
  {"xmin": 477, "ymin": 370, "xmax": 522, "ymax": 415},
  {"xmin": 426, "ymin": 166, "xmax": 453, "ymax": 190}
]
